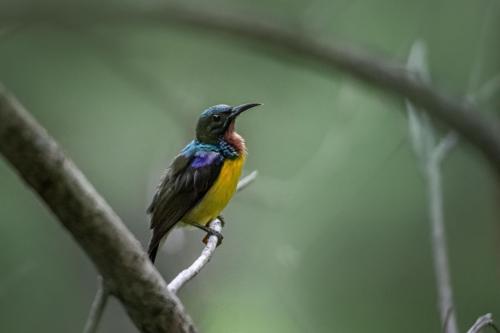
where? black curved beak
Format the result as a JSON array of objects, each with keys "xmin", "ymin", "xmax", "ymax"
[{"xmin": 229, "ymin": 103, "xmax": 261, "ymax": 120}]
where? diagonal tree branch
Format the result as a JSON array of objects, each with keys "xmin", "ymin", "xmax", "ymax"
[
  {"xmin": 0, "ymin": 84, "xmax": 197, "ymax": 333},
  {"xmin": 2, "ymin": 3, "xmax": 500, "ymax": 175}
]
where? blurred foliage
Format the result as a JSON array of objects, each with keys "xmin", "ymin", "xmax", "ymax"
[{"xmin": 0, "ymin": 0, "xmax": 499, "ymax": 332}]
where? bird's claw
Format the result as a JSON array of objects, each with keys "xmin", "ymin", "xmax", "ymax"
[
  {"xmin": 217, "ymin": 215, "xmax": 226, "ymax": 227},
  {"xmin": 192, "ymin": 222, "xmax": 224, "ymax": 246},
  {"xmin": 202, "ymin": 229, "xmax": 223, "ymax": 246}
]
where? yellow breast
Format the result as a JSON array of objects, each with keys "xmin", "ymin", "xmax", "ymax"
[{"xmin": 183, "ymin": 154, "xmax": 246, "ymax": 226}]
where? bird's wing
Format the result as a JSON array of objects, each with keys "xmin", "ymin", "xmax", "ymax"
[{"xmin": 147, "ymin": 150, "xmax": 224, "ymax": 252}]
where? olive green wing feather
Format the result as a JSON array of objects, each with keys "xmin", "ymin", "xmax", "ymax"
[{"xmin": 147, "ymin": 150, "xmax": 223, "ymax": 262}]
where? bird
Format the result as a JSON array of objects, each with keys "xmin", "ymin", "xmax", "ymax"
[{"xmin": 147, "ymin": 103, "xmax": 261, "ymax": 263}]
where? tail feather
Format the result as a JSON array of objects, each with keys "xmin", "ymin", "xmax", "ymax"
[
  {"xmin": 148, "ymin": 241, "xmax": 159, "ymax": 264},
  {"xmin": 148, "ymin": 225, "xmax": 176, "ymax": 264}
]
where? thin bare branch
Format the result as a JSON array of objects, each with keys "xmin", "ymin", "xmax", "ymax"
[
  {"xmin": 467, "ymin": 313, "xmax": 498, "ymax": 333},
  {"xmin": 2, "ymin": 3, "xmax": 500, "ymax": 174},
  {"xmin": 83, "ymin": 278, "xmax": 109, "ymax": 333},
  {"xmin": 433, "ymin": 133, "xmax": 459, "ymax": 165},
  {"xmin": 168, "ymin": 170, "xmax": 257, "ymax": 294},
  {"xmin": 426, "ymin": 137, "xmax": 458, "ymax": 333},
  {"xmin": 237, "ymin": 170, "xmax": 258, "ymax": 192},
  {"xmin": 0, "ymin": 84, "xmax": 197, "ymax": 333},
  {"xmin": 168, "ymin": 219, "xmax": 223, "ymax": 294},
  {"xmin": 474, "ymin": 74, "xmax": 500, "ymax": 103},
  {"xmin": 406, "ymin": 41, "xmax": 459, "ymax": 333}
]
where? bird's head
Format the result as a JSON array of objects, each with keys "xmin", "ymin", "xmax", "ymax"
[{"xmin": 196, "ymin": 103, "xmax": 261, "ymax": 144}]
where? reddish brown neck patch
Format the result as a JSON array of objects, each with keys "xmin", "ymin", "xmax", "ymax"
[{"xmin": 224, "ymin": 121, "xmax": 246, "ymax": 153}]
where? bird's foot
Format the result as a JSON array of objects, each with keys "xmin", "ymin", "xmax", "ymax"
[
  {"xmin": 202, "ymin": 229, "xmax": 224, "ymax": 246},
  {"xmin": 217, "ymin": 215, "xmax": 226, "ymax": 227},
  {"xmin": 193, "ymin": 224, "xmax": 223, "ymax": 246}
]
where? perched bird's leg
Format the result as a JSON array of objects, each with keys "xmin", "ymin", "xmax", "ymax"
[
  {"xmin": 192, "ymin": 223, "xmax": 224, "ymax": 246},
  {"xmin": 217, "ymin": 214, "xmax": 226, "ymax": 227}
]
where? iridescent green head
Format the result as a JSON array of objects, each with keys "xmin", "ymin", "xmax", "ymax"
[{"xmin": 196, "ymin": 103, "xmax": 261, "ymax": 144}]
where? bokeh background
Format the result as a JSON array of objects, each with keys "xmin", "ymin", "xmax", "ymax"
[{"xmin": 1, "ymin": 0, "xmax": 499, "ymax": 332}]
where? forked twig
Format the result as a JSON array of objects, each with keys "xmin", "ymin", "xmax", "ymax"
[
  {"xmin": 406, "ymin": 40, "xmax": 459, "ymax": 333},
  {"xmin": 407, "ymin": 40, "xmax": 498, "ymax": 333}
]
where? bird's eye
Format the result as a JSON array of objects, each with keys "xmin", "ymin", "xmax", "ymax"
[{"xmin": 212, "ymin": 114, "xmax": 221, "ymax": 121}]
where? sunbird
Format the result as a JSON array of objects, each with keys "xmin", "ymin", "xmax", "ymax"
[{"xmin": 147, "ymin": 103, "xmax": 261, "ymax": 263}]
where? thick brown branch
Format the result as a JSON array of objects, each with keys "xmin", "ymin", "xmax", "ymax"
[
  {"xmin": 0, "ymin": 84, "xmax": 197, "ymax": 333},
  {"xmin": 2, "ymin": 3, "xmax": 500, "ymax": 175}
]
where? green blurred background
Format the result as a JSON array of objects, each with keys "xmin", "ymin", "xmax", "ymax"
[{"xmin": 0, "ymin": 0, "xmax": 499, "ymax": 332}]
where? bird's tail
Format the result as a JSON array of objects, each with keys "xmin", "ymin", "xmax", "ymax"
[
  {"xmin": 148, "ymin": 226, "xmax": 176, "ymax": 264},
  {"xmin": 148, "ymin": 242, "xmax": 159, "ymax": 264},
  {"xmin": 147, "ymin": 230, "xmax": 171, "ymax": 264}
]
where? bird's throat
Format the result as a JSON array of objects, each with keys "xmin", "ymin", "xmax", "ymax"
[{"xmin": 224, "ymin": 121, "xmax": 246, "ymax": 154}]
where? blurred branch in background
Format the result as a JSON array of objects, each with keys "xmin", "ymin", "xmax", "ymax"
[
  {"xmin": 83, "ymin": 278, "xmax": 109, "ymax": 333},
  {"xmin": 467, "ymin": 314, "xmax": 499, "ymax": 333},
  {"xmin": 406, "ymin": 40, "xmax": 495, "ymax": 333},
  {"xmin": 406, "ymin": 40, "xmax": 459, "ymax": 333},
  {"xmin": 60, "ymin": 24, "xmax": 196, "ymax": 137},
  {"xmin": 0, "ymin": 84, "xmax": 197, "ymax": 333},
  {"xmin": 465, "ymin": 0, "xmax": 496, "ymax": 96},
  {"xmin": 1, "ymin": 3, "xmax": 499, "ymax": 333},
  {"xmin": 236, "ymin": 170, "xmax": 259, "ymax": 193},
  {"xmin": 472, "ymin": 75, "xmax": 500, "ymax": 105},
  {"xmin": 2, "ymin": 2, "xmax": 500, "ymax": 176}
]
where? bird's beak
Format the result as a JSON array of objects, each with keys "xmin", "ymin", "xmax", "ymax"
[{"xmin": 229, "ymin": 103, "xmax": 261, "ymax": 120}]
